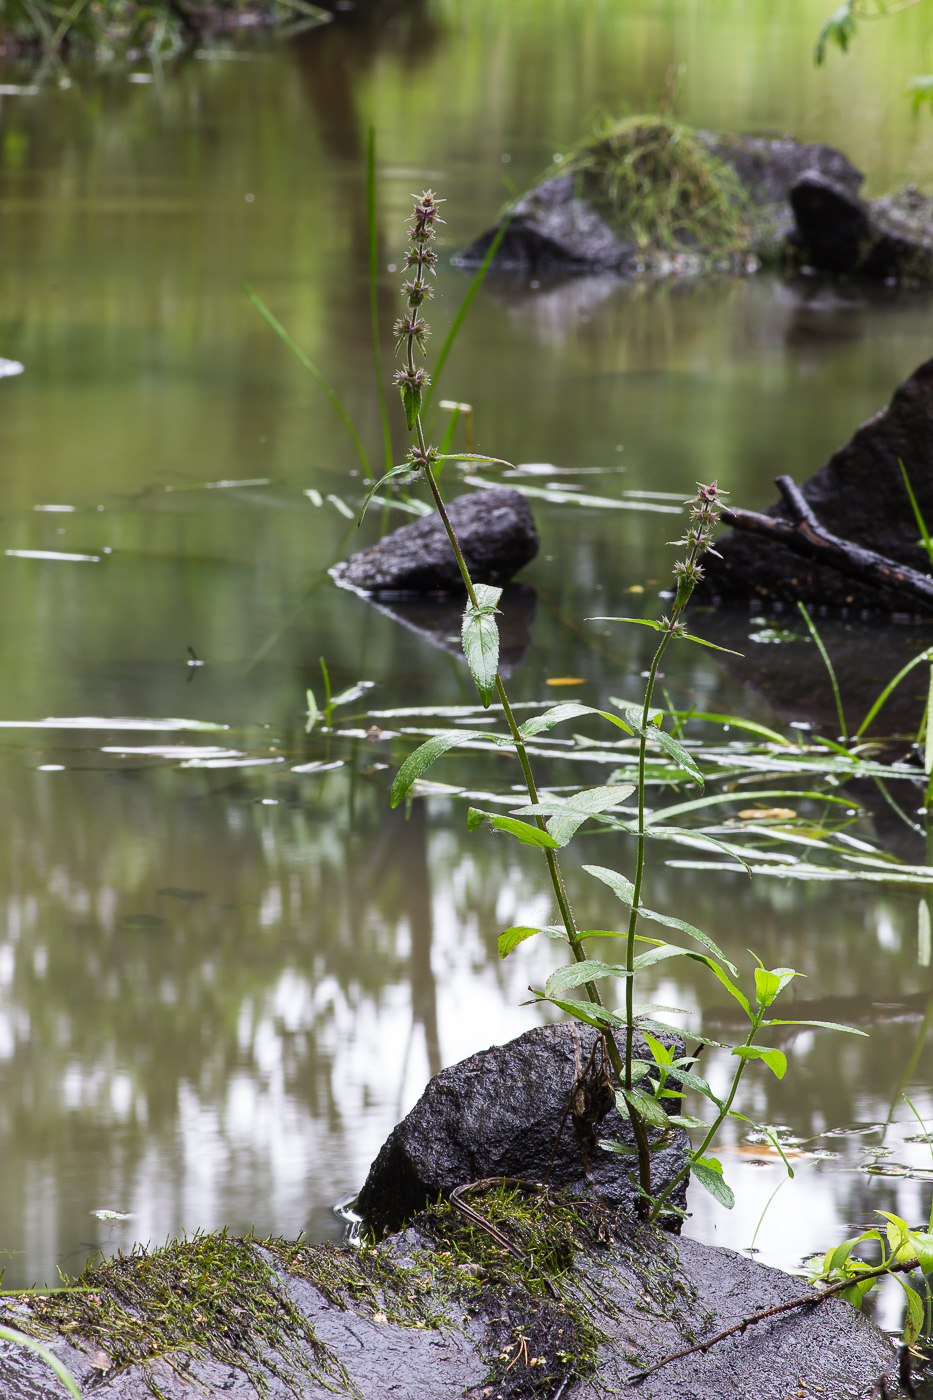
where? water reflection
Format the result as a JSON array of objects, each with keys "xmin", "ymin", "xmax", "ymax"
[{"xmin": 0, "ymin": 0, "xmax": 931, "ymax": 1329}]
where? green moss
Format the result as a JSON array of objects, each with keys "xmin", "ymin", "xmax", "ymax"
[
  {"xmin": 560, "ymin": 114, "xmax": 751, "ymax": 258},
  {"xmin": 0, "ymin": 1190, "xmax": 668, "ymax": 1399},
  {"xmin": 1, "ymin": 1229, "xmax": 355, "ymax": 1399}
]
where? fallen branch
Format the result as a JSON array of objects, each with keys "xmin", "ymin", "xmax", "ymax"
[
  {"xmin": 720, "ymin": 474, "xmax": 933, "ymax": 613},
  {"xmin": 627, "ymin": 1256, "xmax": 919, "ymax": 1384}
]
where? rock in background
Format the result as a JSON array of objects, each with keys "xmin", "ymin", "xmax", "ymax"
[
  {"xmin": 701, "ymin": 356, "xmax": 933, "ymax": 612},
  {"xmin": 331, "ymin": 486, "xmax": 538, "ymax": 595}
]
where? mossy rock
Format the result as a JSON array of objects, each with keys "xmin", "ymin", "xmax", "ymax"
[{"xmin": 0, "ymin": 1186, "xmax": 898, "ymax": 1399}]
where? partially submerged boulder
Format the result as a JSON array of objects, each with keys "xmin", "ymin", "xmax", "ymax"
[
  {"xmin": 701, "ymin": 356, "xmax": 933, "ymax": 612},
  {"xmin": 330, "ymin": 486, "xmax": 537, "ymax": 595},
  {"xmin": 455, "ymin": 116, "xmax": 864, "ymax": 277},
  {"xmin": 356, "ymin": 1022, "xmax": 689, "ymax": 1239},
  {"xmin": 790, "ymin": 172, "xmax": 933, "ymax": 281},
  {"xmin": 0, "ymin": 1188, "xmax": 897, "ymax": 1399}
]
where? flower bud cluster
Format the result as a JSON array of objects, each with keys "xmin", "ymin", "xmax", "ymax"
[
  {"xmin": 666, "ymin": 480, "xmax": 725, "ymax": 632},
  {"xmin": 393, "ymin": 191, "xmax": 445, "ymax": 434}
]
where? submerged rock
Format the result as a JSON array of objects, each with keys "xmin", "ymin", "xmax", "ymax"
[
  {"xmin": 455, "ymin": 117, "xmax": 864, "ymax": 277},
  {"xmin": 0, "ymin": 1191, "xmax": 897, "ymax": 1399},
  {"xmin": 790, "ymin": 172, "xmax": 933, "ymax": 281},
  {"xmin": 330, "ymin": 486, "xmax": 538, "ymax": 595},
  {"xmin": 355, "ymin": 1022, "xmax": 689, "ymax": 1239},
  {"xmin": 701, "ymin": 355, "xmax": 933, "ymax": 612}
]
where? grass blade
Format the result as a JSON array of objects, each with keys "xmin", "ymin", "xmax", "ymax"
[
  {"xmin": 0, "ymin": 1325, "xmax": 82, "ymax": 1397},
  {"xmin": 243, "ymin": 284, "xmax": 371, "ymax": 481},
  {"xmin": 423, "ymin": 213, "xmax": 512, "ymax": 414},
  {"xmin": 856, "ymin": 644, "xmax": 933, "ymax": 738},
  {"xmin": 797, "ymin": 602, "xmax": 847, "ymax": 741},
  {"xmin": 900, "ymin": 459, "xmax": 933, "ymax": 567},
  {"xmin": 367, "ymin": 127, "xmax": 394, "ymax": 476}
]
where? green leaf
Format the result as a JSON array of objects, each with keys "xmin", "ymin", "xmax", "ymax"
[
  {"xmin": 663, "ymin": 1066, "xmax": 722, "ymax": 1104},
  {"xmin": 400, "ymin": 382, "xmax": 422, "ymax": 431},
  {"xmin": 765, "ymin": 1019, "xmax": 868, "ymax": 1036},
  {"xmin": 518, "ymin": 703, "xmax": 633, "ymax": 739},
  {"xmin": 731, "ymin": 1045, "xmax": 788, "ymax": 1079},
  {"xmin": 589, "ymin": 615, "xmax": 664, "ymax": 631},
  {"xmin": 668, "ymin": 1114, "xmax": 711, "ymax": 1130},
  {"xmin": 545, "ymin": 960, "xmax": 630, "ymax": 997},
  {"xmin": 623, "ymin": 706, "xmax": 704, "ymax": 786},
  {"xmin": 897, "ymin": 1278, "xmax": 925, "ymax": 1346},
  {"xmin": 754, "ymin": 965, "xmax": 798, "ymax": 1008},
  {"xmin": 540, "ymin": 996, "xmax": 625, "ymax": 1031},
  {"xmin": 498, "ymin": 926, "xmax": 542, "ymax": 958},
  {"xmin": 0, "ymin": 1326, "xmax": 82, "ymax": 1398},
  {"xmin": 679, "ymin": 633, "xmax": 743, "ymax": 656},
  {"xmin": 814, "ymin": 2, "xmax": 856, "ymax": 65},
  {"xmin": 597, "ymin": 1137, "xmax": 639, "ymax": 1155},
  {"xmin": 357, "ymin": 462, "xmax": 419, "ymax": 525},
  {"xmin": 512, "ymin": 784, "xmax": 636, "ymax": 846},
  {"xmin": 581, "ymin": 865, "xmax": 736, "ymax": 970},
  {"xmin": 617, "ymin": 1087, "xmax": 671, "ymax": 1130},
  {"xmin": 691, "ymin": 1155, "xmax": 735, "ymax": 1209},
  {"xmin": 488, "ymin": 815, "xmax": 561, "ymax": 848},
  {"xmin": 390, "ymin": 730, "xmax": 506, "ymax": 807},
  {"xmin": 641, "ymin": 1030, "xmax": 673, "ymax": 1065},
  {"xmin": 305, "ymin": 687, "xmax": 319, "ymax": 733},
  {"xmin": 462, "ymin": 586, "xmax": 502, "ymax": 709}
]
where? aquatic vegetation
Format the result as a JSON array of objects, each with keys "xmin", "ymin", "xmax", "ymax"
[
  {"xmin": 557, "ymin": 115, "xmax": 751, "ymax": 257},
  {"xmin": 372, "ymin": 188, "xmax": 869, "ymax": 1234}
]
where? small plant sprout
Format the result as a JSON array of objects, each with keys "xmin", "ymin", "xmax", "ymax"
[{"xmin": 384, "ymin": 190, "xmax": 864, "ymax": 1223}]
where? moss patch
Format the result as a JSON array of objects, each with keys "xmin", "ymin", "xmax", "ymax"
[
  {"xmin": 560, "ymin": 114, "xmax": 751, "ymax": 258},
  {"xmin": 0, "ymin": 1190, "xmax": 673, "ymax": 1399},
  {"xmin": 1, "ymin": 1229, "xmax": 354, "ymax": 1398}
]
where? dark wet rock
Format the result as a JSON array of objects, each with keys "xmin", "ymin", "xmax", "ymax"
[
  {"xmin": 790, "ymin": 172, "xmax": 933, "ymax": 281},
  {"xmin": 330, "ymin": 486, "xmax": 537, "ymax": 595},
  {"xmin": 364, "ymin": 580, "xmax": 536, "ymax": 675},
  {"xmin": 455, "ymin": 130, "xmax": 863, "ymax": 276},
  {"xmin": 0, "ymin": 1202, "xmax": 897, "ymax": 1399},
  {"xmin": 355, "ymin": 1021, "xmax": 689, "ymax": 1239},
  {"xmin": 701, "ymin": 356, "xmax": 933, "ymax": 612},
  {"xmin": 456, "ymin": 173, "xmax": 638, "ymax": 274}
]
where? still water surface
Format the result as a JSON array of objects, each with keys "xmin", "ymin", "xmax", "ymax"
[{"xmin": 0, "ymin": 0, "xmax": 931, "ymax": 1343}]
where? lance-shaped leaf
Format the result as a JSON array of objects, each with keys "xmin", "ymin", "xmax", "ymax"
[
  {"xmin": 512, "ymin": 783, "xmax": 636, "ymax": 846},
  {"xmin": 754, "ymin": 964, "xmax": 798, "ymax": 1008},
  {"xmin": 731, "ymin": 1045, "xmax": 788, "ymax": 1079},
  {"xmin": 461, "ymin": 584, "xmax": 502, "ymax": 708},
  {"xmin": 545, "ymin": 959, "xmax": 632, "ymax": 997},
  {"xmin": 623, "ymin": 706, "xmax": 704, "ymax": 786},
  {"xmin": 498, "ymin": 924, "xmax": 568, "ymax": 958},
  {"xmin": 691, "ymin": 1155, "xmax": 734, "ymax": 1209},
  {"xmin": 519, "ymin": 703, "xmax": 633, "ymax": 739},
  {"xmin": 581, "ymin": 864, "xmax": 735, "ymax": 970},
  {"xmin": 535, "ymin": 995, "xmax": 626, "ymax": 1031},
  {"xmin": 617, "ymin": 1086, "xmax": 670, "ymax": 1130},
  {"xmin": 765, "ymin": 1018, "xmax": 868, "ymax": 1035},
  {"xmin": 469, "ymin": 810, "xmax": 561, "ymax": 848},
  {"xmin": 390, "ymin": 730, "xmax": 509, "ymax": 807},
  {"xmin": 357, "ymin": 462, "xmax": 420, "ymax": 525}
]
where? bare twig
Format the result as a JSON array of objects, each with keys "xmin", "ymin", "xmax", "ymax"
[
  {"xmin": 627, "ymin": 1256, "xmax": 920, "ymax": 1383},
  {"xmin": 448, "ymin": 1177, "xmax": 560, "ymax": 1299},
  {"xmin": 720, "ymin": 473, "xmax": 933, "ymax": 612}
]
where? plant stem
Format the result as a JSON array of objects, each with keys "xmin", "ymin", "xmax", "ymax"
[{"xmin": 649, "ymin": 1013, "xmax": 763, "ymax": 1223}]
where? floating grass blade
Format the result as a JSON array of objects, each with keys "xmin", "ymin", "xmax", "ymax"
[
  {"xmin": 367, "ymin": 128, "xmax": 394, "ymax": 476},
  {"xmin": 797, "ymin": 602, "xmax": 847, "ymax": 741},
  {"xmin": 243, "ymin": 284, "xmax": 372, "ymax": 481}
]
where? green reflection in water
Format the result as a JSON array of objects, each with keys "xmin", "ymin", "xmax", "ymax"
[{"xmin": 0, "ymin": 0, "xmax": 929, "ymax": 1332}]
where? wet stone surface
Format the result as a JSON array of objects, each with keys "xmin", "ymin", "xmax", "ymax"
[{"xmin": 330, "ymin": 487, "xmax": 538, "ymax": 595}]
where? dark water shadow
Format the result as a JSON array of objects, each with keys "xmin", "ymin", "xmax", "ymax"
[{"xmin": 355, "ymin": 581, "xmax": 536, "ymax": 677}]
